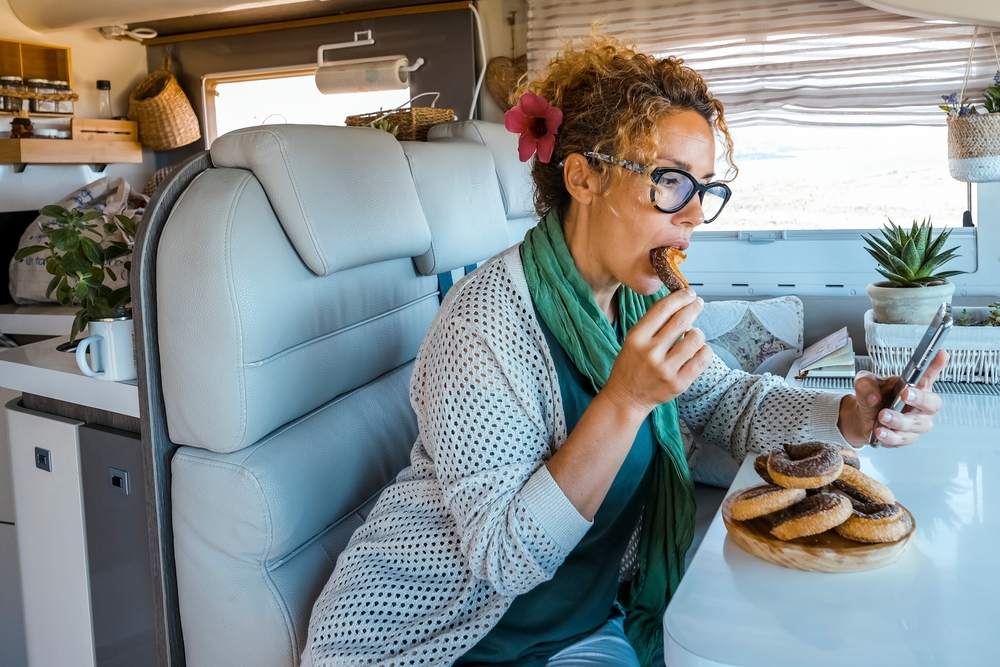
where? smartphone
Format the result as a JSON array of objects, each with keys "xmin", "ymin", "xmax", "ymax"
[{"xmin": 869, "ymin": 302, "xmax": 953, "ymax": 446}]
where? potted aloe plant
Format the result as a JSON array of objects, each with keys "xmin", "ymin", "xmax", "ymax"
[
  {"xmin": 863, "ymin": 218, "xmax": 965, "ymax": 325},
  {"xmin": 14, "ymin": 205, "xmax": 138, "ymax": 381}
]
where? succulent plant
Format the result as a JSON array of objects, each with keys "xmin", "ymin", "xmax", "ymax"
[
  {"xmin": 370, "ymin": 119, "xmax": 399, "ymax": 136},
  {"xmin": 862, "ymin": 218, "xmax": 965, "ymax": 288},
  {"xmin": 989, "ymin": 301, "xmax": 1000, "ymax": 326}
]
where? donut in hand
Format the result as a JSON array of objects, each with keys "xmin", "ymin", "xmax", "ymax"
[{"xmin": 651, "ymin": 247, "xmax": 689, "ymax": 292}]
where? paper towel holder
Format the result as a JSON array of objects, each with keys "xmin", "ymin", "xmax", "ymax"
[
  {"xmin": 317, "ymin": 30, "xmax": 376, "ymax": 64},
  {"xmin": 315, "ymin": 55, "xmax": 423, "ymax": 94}
]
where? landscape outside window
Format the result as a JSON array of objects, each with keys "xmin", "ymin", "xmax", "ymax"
[
  {"xmin": 210, "ymin": 73, "xmax": 411, "ymax": 143},
  {"xmin": 711, "ymin": 124, "xmax": 969, "ymax": 231}
]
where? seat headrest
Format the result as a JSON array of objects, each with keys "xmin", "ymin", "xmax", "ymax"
[
  {"xmin": 401, "ymin": 141, "xmax": 510, "ymax": 276},
  {"xmin": 211, "ymin": 125, "xmax": 432, "ymax": 276},
  {"xmin": 427, "ymin": 120, "xmax": 535, "ymax": 221}
]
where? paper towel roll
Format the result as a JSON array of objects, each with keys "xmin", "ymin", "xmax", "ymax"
[{"xmin": 315, "ymin": 55, "xmax": 411, "ymax": 94}]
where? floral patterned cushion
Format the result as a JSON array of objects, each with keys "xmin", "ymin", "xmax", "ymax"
[
  {"xmin": 709, "ymin": 309, "xmax": 796, "ymax": 373},
  {"xmin": 684, "ymin": 296, "xmax": 805, "ymax": 487},
  {"xmin": 696, "ymin": 295, "xmax": 804, "ymax": 374}
]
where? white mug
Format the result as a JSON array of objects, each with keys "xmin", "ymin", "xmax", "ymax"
[{"xmin": 75, "ymin": 317, "xmax": 137, "ymax": 382}]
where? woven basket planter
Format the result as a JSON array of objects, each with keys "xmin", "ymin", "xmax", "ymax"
[
  {"xmin": 947, "ymin": 113, "xmax": 1000, "ymax": 182},
  {"xmin": 128, "ymin": 65, "xmax": 201, "ymax": 151},
  {"xmin": 865, "ymin": 309, "xmax": 1000, "ymax": 383},
  {"xmin": 346, "ymin": 107, "xmax": 454, "ymax": 141}
]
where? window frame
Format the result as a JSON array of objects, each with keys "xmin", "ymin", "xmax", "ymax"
[
  {"xmin": 201, "ymin": 63, "xmax": 325, "ymax": 147},
  {"xmin": 685, "ymin": 184, "xmax": 999, "ymax": 298}
]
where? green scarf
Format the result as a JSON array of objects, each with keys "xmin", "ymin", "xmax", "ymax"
[{"xmin": 520, "ymin": 210, "xmax": 696, "ymax": 666}]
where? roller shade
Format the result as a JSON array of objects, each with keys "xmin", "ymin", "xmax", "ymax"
[{"xmin": 527, "ymin": 0, "xmax": 1000, "ymax": 126}]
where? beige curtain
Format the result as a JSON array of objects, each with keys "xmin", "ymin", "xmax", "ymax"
[{"xmin": 527, "ymin": 0, "xmax": 1000, "ymax": 126}]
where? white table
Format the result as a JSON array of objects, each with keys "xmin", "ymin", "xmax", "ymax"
[{"xmin": 664, "ymin": 393, "xmax": 1000, "ymax": 666}]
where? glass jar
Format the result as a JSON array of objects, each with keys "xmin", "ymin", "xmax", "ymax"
[
  {"xmin": 0, "ymin": 75, "xmax": 24, "ymax": 112},
  {"xmin": 97, "ymin": 80, "xmax": 112, "ymax": 119},
  {"xmin": 52, "ymin": 80, "xmax": 74, "ymax": 114},
  {"xmin": 27, "ymin": 79, "xmax": 56, "ymax": 113}
]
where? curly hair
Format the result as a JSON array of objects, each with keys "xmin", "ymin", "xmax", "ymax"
[{"xmin": 519, "ymin": 31, "xmax": 736, "ymax": 219}]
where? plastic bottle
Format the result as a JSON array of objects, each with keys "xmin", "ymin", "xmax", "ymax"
[{"xmin": 97, "ymin": 80, "xmax": 112, "ymax": 119}]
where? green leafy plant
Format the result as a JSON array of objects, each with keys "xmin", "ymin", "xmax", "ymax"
[
  {"xmin": 985, "ymin": 72, "xmax": 1000, "ymax": 114},
  {"xmin": 941, "ymin": 71, "xmax": 1000, "ymax": 115},
  {"xmin": 862, "ymin": 217, "xmax": 965, "ymax": 287},
  {"xmin": 13, "ymin": 205, "xmax": 137, "ymax": 342},
  {"xmin": 955, "ymin": 302, "xmax": 1000, "ymax": 326},
  {"xmin": 990, "ymin": 301, "xmax": 1000, "ymax": 326},
  {"xmin": 370, "ymin": 118, "xmax": 399, "ymax": 136}
]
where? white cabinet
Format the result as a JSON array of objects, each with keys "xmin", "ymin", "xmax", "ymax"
[
  {"xmin": 0, "ymin": 522, "xmax": 27, "ymax": 667},
  {"xmin": 8, "ymin": 405, "xmax": 95, "ymax": 667},
  {"xmin": 1, "ymin": 387, "xmax": 18, "ymax": 522},
  {"xmin": 0, "ymin": 386, "xmax": 27, "ymax": 667}
]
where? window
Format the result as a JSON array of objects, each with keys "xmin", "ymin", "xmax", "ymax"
[
  {"xmin": 716, "ymin": 124, "xmax": 970, "ymax": 231},
  {"xmin": 202, "ymin": 66, "xmax": 412, "ymax": 146},
  {"xmin": 528, "ymin": 0, "xmax": 996, "ymax": 231}
]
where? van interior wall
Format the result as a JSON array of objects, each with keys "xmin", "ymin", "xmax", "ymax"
[
  {"xmin": 476, "ymin": 0, "xmax": 528, "ymax": 124},
  {"xmin": 0, "ymin": 0, "xmax": 155, "ymax": 213},
  {"xmin": 144, "ymin": 8, "xmax": 476, "ymax": 169}
]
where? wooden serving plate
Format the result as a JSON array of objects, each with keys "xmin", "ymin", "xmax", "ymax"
[{"xmin": 722, "ymin": 492, "xmax": 915, "ymax": 573}]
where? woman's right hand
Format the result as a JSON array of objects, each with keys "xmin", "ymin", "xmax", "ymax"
[{"xmin": 603, "ymin": 288, "xmax": 713, "ymax": 417}]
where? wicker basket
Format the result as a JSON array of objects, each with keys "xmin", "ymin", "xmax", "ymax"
[
  {"xmin": 345, "ymin": 106, "xmax": 454, "ymax": 141},
  {"xmin": 947, "ymin": 113, "xmax": 1000, "ymax": 183},
  {"xmin": 865, "ymin": 309, "xmax": 1000, "ymax": 383},
  {"xmin": 127, "ymin": 59, "xmax": 201, "ymax": 151}
]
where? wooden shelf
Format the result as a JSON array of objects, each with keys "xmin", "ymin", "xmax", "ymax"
[
  {"xmin": 0, "ymin": 118, "xmax": 141, "ymax": 171},
  {"xmin": 0, "ymin": 111, "xmax": 74, "ymax": 118},
  {"xmin": 0, "ymin": 38, "xmax": 72, "ymax": 82}
]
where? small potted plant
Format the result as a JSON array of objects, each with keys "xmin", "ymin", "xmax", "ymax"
[
  {"xmin": 863, "ymin": 218, "xmax": 964, "ymax": 325},
  {"xmin": 14, "ymin": 205, "xmax": 138, "ymax": 380},
  {"xmin": 942, "ymin": 61, "xmax": 1000, "ymax": 182}
]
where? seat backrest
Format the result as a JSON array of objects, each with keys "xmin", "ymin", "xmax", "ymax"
[
  {"xmin": 428, "ymin": 120, "xmax": 538, "ymax": 244},
  {"xmin": 148, "ymin": 125, "xmax": 509, "ymax": 667}
]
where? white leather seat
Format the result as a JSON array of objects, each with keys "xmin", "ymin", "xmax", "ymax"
[
  {"xmin": 145, "ymin": 124, "xmax": 509, "ymax": 667},
  {"xmin": 428, "ymin": 120, "xmax": 539, "ymax": 244}
]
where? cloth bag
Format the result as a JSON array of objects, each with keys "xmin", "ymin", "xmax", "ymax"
[{"xmin": 9, "ymin": 176, "xmax": 147, "ymax": 304}]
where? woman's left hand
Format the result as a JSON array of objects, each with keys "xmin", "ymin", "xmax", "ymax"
[{"xmin": 839, "ymin": 350, "xmax": 949, "ymax": 448}]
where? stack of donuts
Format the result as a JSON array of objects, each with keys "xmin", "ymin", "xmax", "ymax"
[{"xmin": 728, "ymin": 441, "xmax": 912, "ymax": 544}]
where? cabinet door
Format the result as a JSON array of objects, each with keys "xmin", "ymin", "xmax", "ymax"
[
  {"xmin": 7, "ymin": 404, "xmax": 96, "ymax": 667},
  {"xmin": 0, "ymin": 387, "xmax": 20, "ymax": 523},
  {"xmin": 0, "ymin": 522, "xmax": 28, "ymax": 667},
  {"xmin": 79, "ymin": 424, "xmax": 158, "ymax": 667}
]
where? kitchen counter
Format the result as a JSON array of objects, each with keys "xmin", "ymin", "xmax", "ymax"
[{"xmin": 0, "ymin": 336, "xmax": 138, "ymax": 418}]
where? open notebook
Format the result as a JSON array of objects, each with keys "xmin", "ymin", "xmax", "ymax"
[{"xmin": 798, "ymin": 326, "xmax": 856, "ymax": 378}]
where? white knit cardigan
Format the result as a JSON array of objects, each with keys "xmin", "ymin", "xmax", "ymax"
[{"xmin": 301, "ymin": 246, "xmax": 849, "ymax": 667}]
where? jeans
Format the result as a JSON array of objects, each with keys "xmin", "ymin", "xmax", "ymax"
[{"xmin": 545, "ymin": 606, "xmax": 666, "ymax": 667}]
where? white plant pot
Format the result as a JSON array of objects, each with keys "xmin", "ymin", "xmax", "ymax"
[
  {"xmin": 75, "ymin": 317, "xmax": 136, "ymax": 382},
  {"xmin": 866, "ymin": 281, "xmax": 956, "ymax": 325}
]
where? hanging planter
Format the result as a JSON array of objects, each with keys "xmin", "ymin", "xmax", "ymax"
[
  {"xmin": 944, "ymin": 26, "xmax": 1000, "ymax": 183},
  {"xmin": 948, "ymin": 113, "xmax": 1000, "ymax": 182}
]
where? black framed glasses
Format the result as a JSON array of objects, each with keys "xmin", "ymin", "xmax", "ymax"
[{"xmin": 584, "ymin": 152, "xmax": 732, "ymax": 224}]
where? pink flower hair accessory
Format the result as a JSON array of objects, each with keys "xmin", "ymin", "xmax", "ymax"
[{"xmin": 504, "ymin": 92, "xmax": 563, "ymax": 163}]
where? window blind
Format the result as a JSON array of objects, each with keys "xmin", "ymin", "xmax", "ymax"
[{"xmin": 527, "ymin": 0, "xmax": 1000, "ymax": 126}]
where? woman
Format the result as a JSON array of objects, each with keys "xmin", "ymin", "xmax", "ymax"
[{"xmin": 302, "ymin": 34, "xmax": 946, "ymax": 667}]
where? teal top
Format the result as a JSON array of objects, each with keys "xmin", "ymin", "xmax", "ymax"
[{"xmin": 455, "ymin": 310, "xmax": 656, "ymax": 667}]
